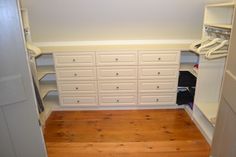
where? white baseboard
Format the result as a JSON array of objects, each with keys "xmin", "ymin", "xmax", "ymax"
[
  {"xmin": 52, "ymin": 104, "xmax": 183, "ymax": 111},
  {"xmin": 192, "ymin": 106, "xmax": 214, "ymax": 145}
]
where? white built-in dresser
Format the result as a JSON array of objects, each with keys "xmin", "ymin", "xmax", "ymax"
[{"xmin": 53, "ymin": 51, "xmax": 180, "ymax": 107}]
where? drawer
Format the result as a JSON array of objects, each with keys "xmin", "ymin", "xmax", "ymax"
[
  {"xmin": 138, "ymin": 66, "xmax": 179, "ymax": 79},
  {"xmin": 56, "ymin": 67, "xmax": 96, "ymax": 81},
  {"xmin": 139, "ymin": 51, "xmax": 180, "ymax": 65},
  {"xmin": 96, "ymin": 51, "xmax": 137, "ymax": 66},
  {"xmin": 60, "ymin": 94, "xmax": 98, "ymax": 106},
  {"xmin": 138, "ymin": 93, "xmax": 177, "ymax": 105},
  {"xmin": 97, "ymin": 67, "xmax": 137, "ymax": 80},
  {"xmin": 139, "ymin": 80, "xmax": 177, "ymax": 92},
  {"xmin": 58, "ymin": 81, "xmax": 97, "ymax": 94},
  {"xmin": 98, "ymin": 80, "xmax": 137, "ymax": 93},
  {"xmin": 54, "ymin": 52, "xmax": 95, "ymax": 67},
  {"xmin": 99, "ymin": 93, "xmax": 137, "ymax": 106}
]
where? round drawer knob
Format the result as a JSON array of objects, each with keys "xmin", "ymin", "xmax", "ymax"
[
  {"xmin": 158, "ymin": 57, "xmax": 161, "ymax": 61},
  {"xmin": 156, "ymin": 86, "xmax": 160, "ymax": 89},
  {"xmin": 157, "ymin": 72, "xmax": 160, "ymax": 75},
  {"xmin": 156, "ymin": 98, "xmax": 159, "ymax": 102},
  {"xmin": 75, "ymin": 87, "xmax": 79, "ymax": 90},
  {"xmin": 74, "ymin": 73, "xmax": 77, "ymax": 77},
  {"xmin": 73, "ymin": 59, "xmax": 76, "ymax": 62},
  {"xmin": 116, "ymin": 86, "xmax": 119, "ymax": 90},
  {"xmin": 115, "ymin": 58, "xmax": 119, "ymax": 61},
  {"xmin": 77, "ymin": 100, "xmax": 80, "ymax": 103},
  {"xmin": 116, "ymin": 99, "xmax": 120, "ymax": 103},
  {"xmin": 116, "ymin": 73, "xmax": 119, "ymax": 76}
]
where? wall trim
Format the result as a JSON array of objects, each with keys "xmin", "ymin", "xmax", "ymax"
[{"xmin": 34, "ymin": 39, "xmax": 197, "ymax": 47}]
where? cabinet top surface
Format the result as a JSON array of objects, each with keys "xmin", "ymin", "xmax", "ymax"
[{"xmin": 39, "ymin": 43, "xmax": 191, "ymax": 54}]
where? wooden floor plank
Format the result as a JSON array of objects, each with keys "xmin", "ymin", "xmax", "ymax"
[{"xmin": 44, "ymin": 109, "xmax": 210, "ymax": 157}]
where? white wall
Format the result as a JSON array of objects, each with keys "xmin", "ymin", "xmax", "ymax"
[{"xmin": 21, "ymin": 0, "xmax": 233, "ymax": 43}]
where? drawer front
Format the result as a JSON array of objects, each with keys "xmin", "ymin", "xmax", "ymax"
[
  {"xmin": 139, "ymin": 51, "xmax": 180, "ymax": 65},
  {"xmin": 96, "ymin": 51, "xmax": 137, "ymax": 66},
  {"xmin": 54, "ymin": 52, "xmax": 95, "ymax": 67},
  {"xmin": 139, "ymin": 80, "xmax": 177, "ymax": 92},
  {"xmin": 138, "ymin": 93, "xmax": 177, "ymax": 105},
  {"xmin": 98, "ymin": 80, "xmax": 137, "ymax": 93},
  {"xmin": 138, "ymin": 66, "xmax": 178, "ymax": 79},
  {"xmin": 56, "ymin": 67, "xmax": 97, "ymax": 81},
  {"xmin": 97, "ymin": 67, "xmax": 137, "ymax": 80},
  {"xmin": 99, "ymin": 93, "xmax": 137, "ymax": 106},
  {"xmin": 58, "ymin": 81, "xmax": 97, "ymax": 94},
  {"xmin": 60, "ymin": 94, "xmax": 98, "ymax": 106}
]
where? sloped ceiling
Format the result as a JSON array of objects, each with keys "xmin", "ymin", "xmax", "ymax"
[{"xmin": 21, "ymin": 0, "xmax": 233, "ymax": 42}]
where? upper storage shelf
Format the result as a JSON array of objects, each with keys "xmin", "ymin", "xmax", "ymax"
[
  {"xmin": 204, "ymin": 23, "xmax": 232, "ymax": 29},
  {"xmin": 204, "ymin": 3, "xmax": 235, "ymax": 29},
  {"xmin": 206, "ymin": 3, "xmax": 235, "ymax": 7}
]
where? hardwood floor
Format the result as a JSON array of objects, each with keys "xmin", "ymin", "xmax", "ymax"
[{"xmin": 44, "ymin": 109, "xmax": 210, "ymax": 157}]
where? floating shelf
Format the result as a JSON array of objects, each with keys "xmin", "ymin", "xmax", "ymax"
[
  {"xmin": 39, "ymin": 80, "xmax": 57, "ymax": 99},
  {"xmin": 180, "ymin": 63, "xmax": 198, "ymax": 77},
  {"xmin": 196, "ymin": 102, "xmax": 219, "ymax": 127},
  {"xmin": 37, "ymin": 65, "xmax": 55, "ymax": 80},
  {"xmin": 204, "ymin": 23, "xmax": 232, "ymax": 29}
]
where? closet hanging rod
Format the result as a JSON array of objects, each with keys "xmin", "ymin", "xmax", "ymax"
[{"xmin": 205, "ymin": 26, "xmax": 231, "ymax": 36}]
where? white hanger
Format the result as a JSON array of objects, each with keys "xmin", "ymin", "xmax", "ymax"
[
  {"xmin": 190, "ymin": 38, "xmax": 211, "ymax": 51},
  {"xmin": 197, "ymin": 38, "xmax": 221, "ymax": 53},
  {"xmin": 205, "ymin": 40, "xmax": 229, "ymax": 59}
]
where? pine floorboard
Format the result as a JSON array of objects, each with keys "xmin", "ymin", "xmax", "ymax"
[{"xmin": 44, "ymin": 109, "xmax": 210, "ymax": 157}]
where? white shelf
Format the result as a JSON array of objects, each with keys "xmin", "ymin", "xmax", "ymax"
[
  {"xmin": 184, "ymin": 105, "xmax": 193, "ymax": 117},
  {"xmin": 180, "ymin": 63, "xmax": 198, "ymax": 77},
  {"xmin": 39, "ymin": 80, "xmax": 57, "ymax": 99},
  {"xmin": 37, "ymin": 65, "xmax": 55, "ymax": 80},
  {"xmin": 196, "ymin": 102, "xmax": 219, "ymax": 127},
  {"xmin": 207, "ymin": 3, "xmax": 235, "ymax": 8},
  {"xmin": 40, "ymin": 94, "xmax": 59, "ymax": 126},
  {"xmin": 43, "ymin": 94, "xmax": 59, "ymax": 108},
  {"xmin": 204, "ymin": 23, "xmax": 232, "ymax": 29}
]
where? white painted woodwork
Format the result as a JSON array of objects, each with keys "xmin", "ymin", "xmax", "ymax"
[
  {"xmin": 58, "ymin": 81, "xmax": 97, "ymax": 94},
  {"xmin": 97, "ymin": 66, "xmax": 137, "ymax": 80},
  {"xmin": 139, "ymin": 51, "xmax": 180, "ymax": 65},
  {"xmin": 54, "ymin": 51, "xmax": 180, "ymax": 107},
  {"xmin": 211, "ymin": 8, "xmax": 236, "ymax": 155},
  {"xmin": 211, "ymin": 98, "xmax": 236, "ymax": 157},
  {"xmin": 0, "ymin": 0, "xmax": 46, "ymax": 156},
  {"xmin": 222, "ymin": 71, "xmax": 236, "ymax": 112},
  {"xmin": 138, "ymin": 66, "xmax": 179, "ymax": 79},
  {"xmin": 37, "ymin": 65, "xmax": 55, "ymax": 80},
  {"xmin": 60, "ymin": 94, "xmax": 98, "ymax": 106},
  {"xmin": 98, "ymin": 80, "xmax": 137, "ymax": 93},
  {"xmin": 0, "ymin": 109, "xmax": 16, "ymax": 157},
  {"xmin": 0, "ymin": 75, "xmax": 26, "ymax": 106},
  {"xmin": 191, "ymin": 2, "xmax": 235, "ymax": 144},
  {"xmin": 138, "ymin": 93, "xmax": 177, "ymax": 105},
  {"xmin": 99, "ymin": 93, "xmax": 137, "ymax": 106},
  {"xmin": 204, "ymin": 5, "xmax": 234, "ymax": 28},
  {"xmin": 194, "ymin": 56, "xmax": 225, "ymax": 104},
  {"xmin": 54, "ymin": 52, "xmax": 96, "ymax": 67},
  {"xmin": 96, "ymin": 51, "xmax": 137, "ymax": 66},
  {"xmin": 138, "ymin": 80, "xmax": 177, "ymax": 93},
  {"xmin": 56, "ymin": 67, "xmax": 97, "ymax": 81},
  {"xmin": 39, "ymin": 80, "xmax": 57, "ymax": 98}
]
